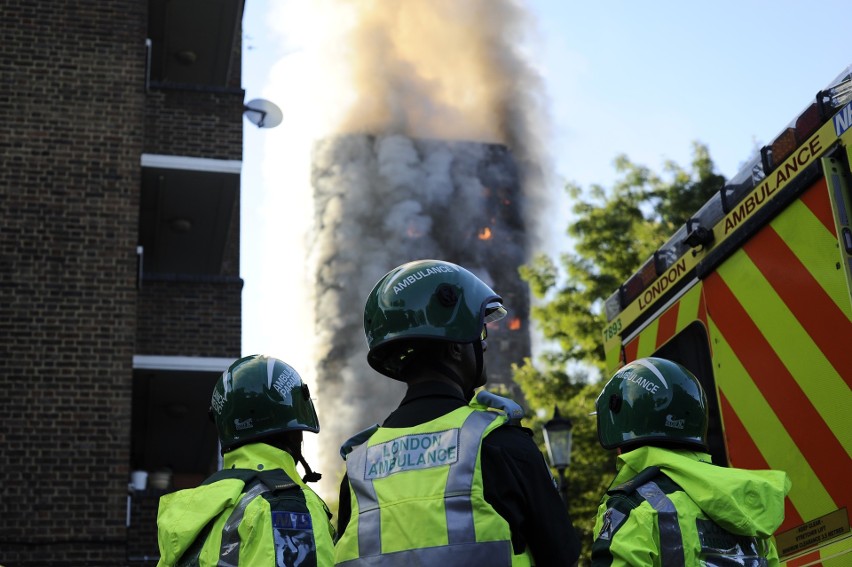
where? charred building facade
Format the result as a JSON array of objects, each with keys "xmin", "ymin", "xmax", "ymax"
[
  {"xmin": 310, "ymin": 135, "xmax": 531, "ymax": 485},
  {"xmin": 0, "ymin": 1, "xmax": 245, "ymax": 564}
]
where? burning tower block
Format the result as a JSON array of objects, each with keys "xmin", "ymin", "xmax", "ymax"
[{"xmin": 309, "ymin": 134, "xmax": 531, "ymax": 483}]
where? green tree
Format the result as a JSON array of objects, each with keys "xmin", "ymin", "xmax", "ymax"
[{"xmin": 515, "ymin": 142, "xmax": 725, "ymax": 562}]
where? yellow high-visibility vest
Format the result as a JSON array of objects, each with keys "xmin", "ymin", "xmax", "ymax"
[{"xmin": 334, "ymin": 395, "xmax": 534, "ymax": 566}]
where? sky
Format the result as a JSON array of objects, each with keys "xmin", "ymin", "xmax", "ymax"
[{"xmin": 237, "ymin": 0, "xmax": 850, "ymax": 379}]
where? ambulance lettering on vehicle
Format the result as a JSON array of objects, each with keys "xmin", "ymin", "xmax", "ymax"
[
  {"xmin": 599, "ymin": 66, "xmax": 852, "ymax": 565},
  {"xmin": 723, "ymin": 132, "xmax": 825, "ymax": 235}
]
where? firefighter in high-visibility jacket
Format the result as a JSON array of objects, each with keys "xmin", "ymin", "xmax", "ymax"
[
  {"xmin": 334, "ymin": 259, "xmax": 581, "ymax": 566},
  {"xmin": 156, "ymin": 355, "xmax": 336, "ymax": 567},
  {"xmin": 591, "ymin": 357, "xmax": 791, "ymax": 566}
]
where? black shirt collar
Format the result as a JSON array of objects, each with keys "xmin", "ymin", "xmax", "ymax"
[
  {"xmin": 399, "ymin": 380, "xmax": 466, "ymax": 405},
  {"xmin": 383, "ymin": 380, "xmax": 469, "ymax": 427}
]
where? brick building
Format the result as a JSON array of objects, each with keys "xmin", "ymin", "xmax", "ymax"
[{"xmin": 0, "ymin": 1, "xmax": 246, "ymax": 564}]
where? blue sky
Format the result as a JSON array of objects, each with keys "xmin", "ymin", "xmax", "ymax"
[
  {"xmin": 238, "ymin": 0, "xmax": 851, "ymax": 360},
  {"xmin": 528, "ymin": 0, "xmax": 851, "ymax": 188}
]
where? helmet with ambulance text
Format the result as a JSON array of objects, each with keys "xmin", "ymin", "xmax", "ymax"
[
  {"xmin": 595, "ymin": 357, "xmax": 708, "ymax": 451},
  {"xmin": 211, "ymin": 355, "xmax": 320, "ymax": 452},
  {"xmin": 363, "ymin": 259, "xmax": 507, "ymax": 380}
]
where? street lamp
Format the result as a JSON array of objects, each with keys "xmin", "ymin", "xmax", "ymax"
[{"xmin": 543, "ymin": 405, "xmax": 573, "ymax": 506}]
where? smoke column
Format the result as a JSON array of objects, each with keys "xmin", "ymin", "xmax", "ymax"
[{"xmin": 298, "ymin": 0, "xmax": 551, "ymax": 497}]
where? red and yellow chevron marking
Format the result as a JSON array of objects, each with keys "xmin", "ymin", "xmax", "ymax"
[
  {"xmin": 623, "ymin": 178, "xmax": 852, "ymax": 560},
  {"xmin": 622, "ymin": 281, "xmax": 706, "ymax": 364}
]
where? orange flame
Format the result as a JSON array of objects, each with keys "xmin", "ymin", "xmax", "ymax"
[{"xmin": 478, "ymin": 227, "xmax": 492, "ymax": 240}]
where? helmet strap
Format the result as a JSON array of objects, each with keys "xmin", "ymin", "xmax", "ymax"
[
  {"xmin": 472, "ymin": 340, "xmax": 486, "ymax": 389},
  {"xmin": 272, "ymin": 433, "xmax": 322, "ymax": 483},
  {"xmin": 298, "ymin": 453, "xmax": 322, "ymax": 483}
]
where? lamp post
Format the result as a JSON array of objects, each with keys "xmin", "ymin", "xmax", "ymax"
[{"xmin": 543, "ymin": 405, "xmax": 573, "ymax": 507}]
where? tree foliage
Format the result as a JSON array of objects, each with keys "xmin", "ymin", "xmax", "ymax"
[{"xmin": 514, "ymin": 143, "xmax": 725, "ymax": 563}]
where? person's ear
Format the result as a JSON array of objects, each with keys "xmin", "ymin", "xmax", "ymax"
[{"xmin": 447, "ymin": 342, "xmax": 464, "ymax": 361}]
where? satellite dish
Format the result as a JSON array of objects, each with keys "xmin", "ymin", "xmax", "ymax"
[{"xmin": 243, "ymin": 98, "xmax": 283, "ymax": 129}]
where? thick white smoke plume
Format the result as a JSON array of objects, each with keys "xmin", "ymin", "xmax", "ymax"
[{"xmin": 297, "ymin": 0, "xmax": 551, "ymax": 498}]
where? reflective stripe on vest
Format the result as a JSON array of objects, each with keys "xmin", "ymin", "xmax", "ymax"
[
  {"xmin": 335, "ymin": 540, "xmax": 512, "ymax": 566},
  {"xmin": 344, "ymin": 409, "xmax": 505, "ymax": 563},
  {"xmin": 217, "ymin": 481, "xmax": 271, "ymax": 567},
  {"xmin": 635, "ymin": 481, "xmax": 685, "ymax": 567}
]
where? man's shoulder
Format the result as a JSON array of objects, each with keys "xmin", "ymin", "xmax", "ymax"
[
  {"xmin": 484, "ymin": 421, "xmax": 533, "ymax": 440},
  {"xmin": 481, "ymin": 422, "xmax": 540, "ymax": 462}
]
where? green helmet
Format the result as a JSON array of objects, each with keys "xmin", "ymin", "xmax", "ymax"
[
  {"xmin": 364, "ymin": 259, "xmax": 507, "ymax": 380},
  {"xmin": 211, "ymin": 355, "xmax": 320, "ymax": 452},
  {"xmin": 595, "ymin": 357, "xmax": 708, "ymax": 451}
]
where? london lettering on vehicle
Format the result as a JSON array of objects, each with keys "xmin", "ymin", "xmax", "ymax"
[
  {"xmin": 637, "ymin": 258, "xmax": 687, "ymax": 311},
  {"xmin": 723, "ymin": 132, "xmax": 825, "ymax": 235},
  {"xmin": 392, "ymin": 265, "xmax": 458, "ymax": 295},
  {"xmin": 364, "ymin": 429, "xmax": 459, "ymax": 480}
]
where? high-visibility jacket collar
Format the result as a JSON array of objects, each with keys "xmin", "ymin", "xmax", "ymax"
[{"xmin": 222, "ymin": 442, "xmax": 305, "ymax": 488}]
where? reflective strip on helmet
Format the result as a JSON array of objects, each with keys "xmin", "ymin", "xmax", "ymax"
[
  {"xmin": 632, "ymin": 358, "xmax": 670, "ymax": 389},
  {"xmin": 335, "ymin": 540, "xmax": 512, "ymax": 566},
  {"xmin": 218, "ymin": 481, "xmax": 271, "ymax": 566},
  {"xmin": 266, "ymin": 356, "xmax": 276, "ymax": 388},
  {"xmin": 347, "ymin": 409, "xmax": 501, "ymax": 557},
  {"xmin": 635, "ymin": 481, "xmax": 684, "ymax": 567}
]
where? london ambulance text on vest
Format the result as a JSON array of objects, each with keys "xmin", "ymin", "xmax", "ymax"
[{"xmin": 364, "ymin": 429, "xmax": 460, "ymax": 480}]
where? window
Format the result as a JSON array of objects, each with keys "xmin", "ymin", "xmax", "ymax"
[{"xmin": 130, "ymin": 356, "xmax": 232, "ymax": 490}]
